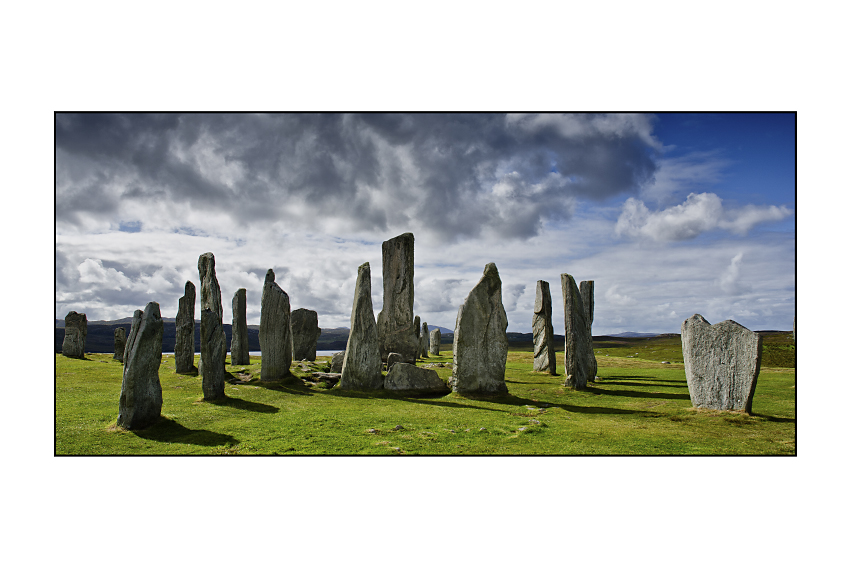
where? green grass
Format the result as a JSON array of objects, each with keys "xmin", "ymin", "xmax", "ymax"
[{"xmin": 55, "ymin": 346, "xmax": 795, "ymax": 455}]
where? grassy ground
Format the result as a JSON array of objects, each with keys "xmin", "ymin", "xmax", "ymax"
[{"xmin": 55, "ymin": 339, "xmax": 796, "ymax": 455}]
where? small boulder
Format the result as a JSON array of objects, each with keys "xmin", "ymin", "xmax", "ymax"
[{"xmin": 384, "ymin": 362, "xmax": 450, "ymax": 395}]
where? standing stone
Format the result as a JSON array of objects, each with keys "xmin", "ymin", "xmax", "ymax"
[
  {"xmin": 580, "ymin": 280, "xmax": 597, "ymax": 382},
  {"xmin": 532, "ymin": 280, "xmax": 556, "ymax": 374},
  {"xmin": 231, "ymin": 288, "xmax": 250, "ymax": 366},
  {"xmin": 450, "ymin": 263, "xmax": 509, "ymax": 395},
  {"xmin": 376, "ymin": 233, "xmax": 418, "ymax": 363},
  {"xmin": 198, "ymin": 253, "xmax": 226, "ymax": 378},
  {"xmin": 291, "ymin": 308, "xmax": 321, "ymax": 362},
  {"xmin": 429, "ymin": 328, "xmax": 441, "ymax": 355},
  {"xmin": 561, "ymin": 274, "xmax": 593, "ymax": 390},
  {"xmin": 330, "ymin": 351, "xmax": 345, "ymax": 373},
  {"xmin": 117, "ymin": 302, "xmax": 163, "ymax": 429},
  {"xmin": 414, "ymin": 315, "xmax": 421, "ymax": 339},
  {"xmin": 113, "ymin": 327, "xmax": 126, "ymax": 362},
  {"xmin": 339, "ymin": 262, "xmax": 383, "ymax": 390},
  {"xmin": 681, "ymin": 314, "xmax": 763, "ymax": 413},
  {"xmin": 259, "ymin": 269, "xmax": 293, "ymax": 382},
  {"xmin": 62, "ymin": 311, "xmax": 87, "ymax": 359},
  {"xmin": 175, "ymin": 281, "xmax": 197, "ymax": 375},
  {"xmin": 200, "ymin": 307, "xmax": 226, "ymax": 399},
  {"xmin": 420, "ymin": 322, "xmax": 430, "ymax": 358}
]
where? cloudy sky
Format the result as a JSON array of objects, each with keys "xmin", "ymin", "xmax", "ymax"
[{"xmin": 55, "ymin": 112, "xmax": 795, "ymax": 334}]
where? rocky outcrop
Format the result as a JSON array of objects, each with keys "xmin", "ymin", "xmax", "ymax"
[
  {"xmin": 580, "ymin": 280, "xmax": 597, "ymax": 382},
  {"xmin": 339, "ymin": 262, "xmax": 383, "ymax": 390},
  {"xmin": 419, "ymin": 322, "xmax": 430, "ymax": 358},
  {"xmin": 532, "ymin": 280, "xmax": 556, "ymax": 374},
  {"xmin": 385, "ymin": 363, "xmax": 449, "ymax": 395},
  {"xmin": 376, "ymin": 233, "xmax": 418, "ymax": 363},
  {"xmin": 62, "ymin": 311, "xmax": 87, "ymax": 359},
  {"xmin": 175, "ymin": 281, "xmax": 197, "ymax": 374},
  {"xmin": 450, "ymin": 263, "xmax": 509, "ymax": 395},
  {"xmin": 230, "ymin": 288, "xmax": 250, "ymax": 366},
  {"xmin": 429, "ymin": 328, "xmax": 441, "ymax": 355},
  {"xmin": 259, "ymin": 269, "xmax": 293, "ymax": 382},
  {"xmin": 117, "ymin": 302, "xmax": 164, "ymax": 429},
  {"xmin": 198, "ymin": 253, "xmax": 226, "ymax": 378},
  {"xmin": 681, "ymin": 314, "xmax": 763, "ymax": 412},
  {"xmin": 561, "ymin": 274, "xmax": 593, "ymax": 390},
  {"xmin": 291, "ymin": 308, "xmax": 321, "ymax": 362},
  {"xmin": 113, "ymin": 327, "xmax": 126, "ymax": 362}
]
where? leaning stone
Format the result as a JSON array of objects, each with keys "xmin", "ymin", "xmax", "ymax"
[
  {"xmin": 385, "ymin": 363, "xmax": 450, "ymax": 394},
  {"xmin": 200, "ymin": 307, "xmax": 226, "ymax": 400},
  {"xmin": 330, "ymin": 351, "xmax": 345, "ymax": 373},
  {"xmin": 561, "ymin": 274, "xmax": 593, "ymax": 390},
  {"xmin": 291, "ymin": 308, "xmax": 321, "ymax": 362},
  {"xmin": 62, "ymin": 311, "xmax": 87, "ymax": 359},
  {"xmin": 429, "ymin": 328, "xmax": 441, "ymax": 355},
  {"xmin": 580, "ymin": 280, "xmax": 597, "ymax": 382},
  {"xmin": 376, "ymin": 233, "xmax": 418, "ymax": 363},
  {"xmin": 339, "ymin": 262, "xmax": 383, "ymax": 390},
  {"xmin": 198, "ymin": 252, "xmax": 226, "ymax": 377},
  {"xmin": 175, "ymin": 281, "xmax": 197, "ymax": 375},
  {"xmin": 681, "ymin": 314, "xmax": 763, "ymax": 412},
  {"xmin": 532, "ymin": 280, "xmax": 556, "ymax": 374},
  {"xmin": 259, "ymin": 269, "xmax": 294, "ymax": 382},
  {"xmin": 113, "ymin": 327, "xmax": 126, "ymax": 362},
  {"xmin": 420, "ymin": 322, "xmax": 430, "ymax": 358},
  {"xmin": 230, "ymin": 288, "xmax": 250, "ymax": 366},
  {"xmin": 117, "ymin": 303, "xmax": 164, "ymax": 429},
  {"xmin": 387, "ymin": 352, "xmax": 403, "ymax": 371},
  {"xmin": 450, "ymin": 263, "xmax": 509, "ymax": 395}
]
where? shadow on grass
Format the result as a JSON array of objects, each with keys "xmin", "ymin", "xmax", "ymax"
[
  {"xmin": 132, "ymin": 417, "xmax": 239, "ymax": 446},
  {"xmin": 252, "ymin": 379, "xmax": 314, "ymax": 396},
  {"xmin": 750, "ymin": 413, "xmax": 796, "ymax": 424},
  {"xmin": 585, "ymin": 385, "xmax": 691, "ymax": 401},
  {"xmin": 601, "ymin": 375, "xmax": 687, "ymax": 385},
  {"xmin": 598, "ymin": 380, "xmax": 688, "ymax": 389},
  {"xmin": 205, "ymin": 396, "xmax": 279, "ymax": 413},
  {"xmin": 458, "ymin": 391, "xmax": 662, "ymax": 417},
  {"xmin": 399, "ymin": 397, "xmax": 503, "ymax": 412}
]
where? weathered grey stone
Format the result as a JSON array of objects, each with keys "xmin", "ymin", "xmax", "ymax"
[
  {"xmin": 113, "ymin": 327, "xmax": 126, "ymax": 362},
  {"xmin": 291, "ymin": 308, "xmax": 321, "ymax": 362},
  {"xmin": 561, "ymin": 274, "xmax": 593, "ymax": 390},
  {"xmin": 62, "ymin": 311, "xmax": 87, "ymax": 359},
  {"xmin": 198, "ymin": 253, "xmax": 226, "ymax": 378},
  {"xmin": 200, "ymin": 307, "xmax": 226, "ymax": 400},
  {"xmin": 387, "ymin": 352, "xmax": 403, "ymax": 371},
  {"xmin": 450, "ymin": 263, "xmax": 509, "ymax": 395},
  {"xmin": 385, "ymin": 362, "xmax": 449, "ymax": 394},
  {"xmin": 117, "ymin": 303, "xmax": 163, "ymax": 429},
  {"xmin": 259, "ymin": 269, "xmax": 293, "ymax": 382},
  {"xmin": 330, "ymin": 351, "xmax": 345, "ymax": 373},
  {"xmin": 414, "ymin": 315, "xmax": 421, "ymax": 339},
  {"xmin": 429, "ymin": 328, "xmax": 441, "ymax": 355},
  {"xmin": 532, "ymin": 280, "xmax": 556, "ymax": 374},
  {"xmin": 681, "ymin": 314, "xmax": 763, "ymax": 412},
  {"xmin": 580, "ymin": 280, "xmax": 597, "ymax": 382},
  {"xmin": 230, "ymin": 288, "xmax": 250, "ymax": 366},
  {"xmin": 339, "ymin": 262, "xmax": 383, "ymax": 390},
  {"xmin": 419, "ymin": 322, "xmax": 430, "ymax": 358},
  {"xmin": 310, "ymin": 372, "xmax": 341, "ymax": 386},
  {"xmin": 376, "ymin": 233, "xmax": 418, "ymax": 363},
  {"xmin": 175, "ymin": 281, "xmax": 197, "ymax": 374}
]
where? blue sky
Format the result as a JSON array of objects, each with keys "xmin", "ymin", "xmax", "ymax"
[{"xmin": 54, "ymin": 112, "xmax": 795, "ymax": 335}]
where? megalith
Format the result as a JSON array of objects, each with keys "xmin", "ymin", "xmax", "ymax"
[
  {"xmin": 561, "ymin": 274, "xmax": 593, "ymax": 390},
  {"xmin": 414, "ymin": 315, "xmax": 421, "ymax": 340},
  {"xmin": 532, "ymin": 280, "xmax": 556, "ymax": 374},
  {"xmin": 420, "ymin": 322, "xmax": 430, "ymax": 358},
  {"xmin": 62, "ymin": 311, "xmax": 87, "ymax": 359},
  {"xmin": 330, "ymin": 351, "xmax": 344, "ymax": 373},
  {"xmin": 450, "ymin": 263, "xmax": 509, "ymax": 395},
  {"xmin": 385, "ymin": 363, "xmax": 450, "ymax": 395},
  {"xmin": 198, "ymin": 253, "xmax": 226, "ymax": 378},
  {"xmin": 113, "ymin": 327, "xmax": 126, "ymax": 362},
  {"xmin": 117, "ymin": 302, "xmax": 164, "ymax": 429},
  {"xmin": 580, "ymin": 280, "xmax": 598, "ymax": 382},
  {"xmin": 259, "ymin": 269, "xmax": 293, "ymax": 382},
  {"xmin": 201, "ymin": 307, "xmax": 226, "ymax": 400},
  {"xmin": 231, "ymin": 288, "xmax": 250, "ymax": 366},
  {"xmin": 291, "ymin": 308, "xmax": 321, "ymax": 362},
  {"xmin": 339, "ymin": 262, "xmax": 383, "ymax": 390},
  {"xmin": 175, "ymin": 281, "xmax": 197, "ymax": 375},
  {"xmin": 681, "ymin": 314, "xmax": 763, "ymax": 413},
  {"xmin": 429, "ymin": 328, "xmax": 441, "ymax": 355},
  {"xmin": 376, "ymin": 233, "xmax": 418, "ymax": 363}
]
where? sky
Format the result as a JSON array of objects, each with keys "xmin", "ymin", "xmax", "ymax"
[{"xmin": 54, "ymin": 112, "xmax": 795, "ymax": 334}]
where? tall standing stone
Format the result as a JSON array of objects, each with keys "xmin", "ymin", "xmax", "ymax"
[
  {"xmin": 429, "ymin": 328, "xmax": 441, "ymax": 355},
  {"xmin": 450, "ymin": 263, "xmax": 509, "ymax": 395},
  {"xmin": 62, "ymin": 311, "xmax": 87, "ymax": 359},
  {"xmin": 561, "ymin": 274, "xmax": 593, "ymax": 390},
  {"xmin": 420, "ymin": 322, "xmax": 430, "ymax": 358},
  {"xmin": 113, "ymin": 327, "xmax": 126, "ymax": 362},
  {"xmin": 117, "ymin": 302, "xmax": 164, "ymax": 429},
  {"xmin": 175, "ymin": 281, "xmax": 197, "ymax": 375},
  {"xmin": 580, "ymin": 280, "xmax": 597, "ymax": 382},
  {"xmin": 681, "ymin": 314, "xmax": 763, "ymax": 413},
  {"xmin": 532, "ymin": 280, "xmax": 556, "ymax": 374},
  {"xmin": 339, "ymin": 262, "xmax": 383, "ymax": 390},
  {"xmin": 291, "ymin": 308, "xmax": 321, "ymax": 361},
  {"xmin": 231, "ymin": 288, "xmax": 250, "ymax": 366},
  {"xmin": 259, "ymin": 269, "xmax": 293, "ymax": 382},
  {"xmin": 201, "ymin": 307, "xmax": 226, "ymax": 399},
  {"xmin": 376, "ymin": 233, "xmax": 418, "ymax": 363},
  {"xmin": 198, "ymin": 253, "xmax": 226, "ymax": 378},
  {"xmin": 414, "ymin": 315, "xmax": 421, "ymax": 340}
]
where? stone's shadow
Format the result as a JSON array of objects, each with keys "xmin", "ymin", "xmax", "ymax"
[
  {"xmin": 750, "ymin": 413, "xmax": 796, "ymax": 424},
  {"xmin": 456, "ymin": 392, "xmax": 662, "ymax": 417},
  {"xmin": 585, "ymin": 386, "xmax": 691, "ymax": 401},
  {"xmin": 599, "ymin": 380, "xmax": 689, "ymax": 389},
  {"xmin": 205, "ymin": 396, "xmax": 279, "ymax": 413},
  {"xmin": 253, "ymin": 379, "xmax": 314, "ymax": 396},
  {"xmin": 603, "ymin": 375, "xmax": 686, "ymax": 385},
  {"xmin": 400, "ymin": 398, "xmax": 500, "ymax": 412},
  {"xmin": 131, "ymin": 417, "xmax": 239, "ymax": 446}
]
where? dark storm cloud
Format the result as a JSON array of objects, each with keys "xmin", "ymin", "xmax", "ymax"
[{"xmin": 55, "ymin": 113, "xmax": 660, "ymax": 241}]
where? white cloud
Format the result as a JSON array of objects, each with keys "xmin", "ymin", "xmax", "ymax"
[{"xmin": 718, "ymin": 252, "xmax": 750, "ymax": 295}]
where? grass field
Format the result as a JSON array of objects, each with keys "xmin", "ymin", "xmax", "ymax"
[{"xmin": 55, "ymin": 333, "xmax": 795, "ymax": 455}]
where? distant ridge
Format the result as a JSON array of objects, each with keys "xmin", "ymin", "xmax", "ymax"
[{"xmin": 606, "ymin": 332, "xmax": 659, "ymax": 338}]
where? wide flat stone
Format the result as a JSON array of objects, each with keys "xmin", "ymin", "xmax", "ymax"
[{"xmin": 385, "ymin": 363, "xmax": 449, "ymax": 395}]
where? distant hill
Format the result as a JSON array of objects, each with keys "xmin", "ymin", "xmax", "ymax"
[{"xmin": 607, "ymin": 332, "xmax": 659, "ymax": 338}]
